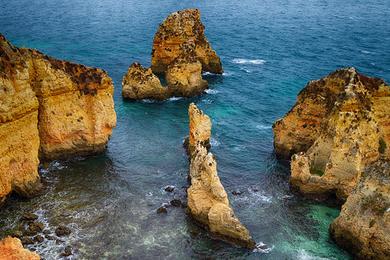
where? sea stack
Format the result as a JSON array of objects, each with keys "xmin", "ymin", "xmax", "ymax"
[
  {"xmin": 273, "ymin": 67, "xmax": 390, "ymax": 258},
  {"xmin": 151, "ymin": 9, "xmax": 223, "ymax": 74},
  {"xmin": 0, "ymin": 34, "xmax": 116, "ymax": 202},
  {"xmin": 122, "ymin": 9, "xmax": 222, "ymax": 101},
  {"xmin": 186, "ymin": 103, "xmax": 255, "ymax": 249},
  {"xmin": 0, "ymin": 236, "xmax": 40, "ymax": 259}
]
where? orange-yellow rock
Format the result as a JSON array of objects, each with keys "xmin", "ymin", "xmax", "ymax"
[
  {"xmin": 0, "ymin": 33, "xmax": 116, "ymax": 202},
  {"xmin": 0, "ymin": 35, "xmax": 41, "ymax": 203},
  {"xmin": 330, "ymin": 160, "xmax": 390, "ymax": 259},
  {"xmin": 151, "ymin": 9, "xmax": 223, "ymax": 74},
  {"xmin": 274, "ymin": 68, "xmax": 389, "ymax": 201},
  {"xmin": 0, "ymin": 236, "xmax": 40, "ymax": 260},
  {"xmin": 187, "ymin": 103, "xmax": 255, "ymax": 249}
]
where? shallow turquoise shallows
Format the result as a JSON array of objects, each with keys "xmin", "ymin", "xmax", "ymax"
[{"xmin": 1, "ymin": 0, "xmax": 389, "ymax": 259}]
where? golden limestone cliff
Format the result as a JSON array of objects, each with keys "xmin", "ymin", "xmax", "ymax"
[
  {"xmin": 273, "ymin": 67, "xmax": 390, "ymax": 258},
  {"xmin": 0, "ymin": 35, "xmax": 42, "ymax": 203},
  {"xmin": 187, "ymin": 103, "xmax": 255, "ymax": 249},
  {"xmin": 0, "ymin": 34, "xmax": 116, "ymax": 202},
  {"xmin": 330, "ymin": 160, "xmax": 390, "ymax": 260},
  {"xmin": 122, "ymin": 9, "xmax": 221, "ymax": 101},
  {"xmin": 0, "ymin": 236, "xmax": 40, "ymax": 260}
]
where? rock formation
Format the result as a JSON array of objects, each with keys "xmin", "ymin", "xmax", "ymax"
[
  {"xmin": 0, "ymin": 236, "xmax": 40, "ymax": 259},
  {"xmin": 0, "ymin": 34, "xmax": 116, "ymax": 202},
  {"xmin": 274, "ymin": 67, "xmax": 389, "ymax": 201},
  {"xmin": 273, "ymin": 67, "xmax": 390, "ymax": 258},
  {"xmin": 122, "ymin": 62, "xmax": 168, "ymax": 100},
  {"xmin": 186, "ymin": 103, "xmax": 255, "ymax": 249},
  {"xmin": 122, "ymin": 9, "xmax": 221, "ymax": 101},
  {"xmin": 151, "ymin": 9, "xmax": 222, "ymax": 74},
  {"xmin": 330, "ymin": 159, "xmax": 390, "ymax": 259}
]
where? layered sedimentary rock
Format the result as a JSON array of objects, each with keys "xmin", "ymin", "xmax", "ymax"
[
  {"xmin": 186, "ymin": 103, "xmax": 255, "ymax": 249},
  {"xmin": 0, "ymin": 236, "xmax": 40, "ymax": 260},
  {"xmin": 151, "ymin": 9, "xmax": 222, "ymax": 74},
  {"xmin": 122, "ymin": 9, "xmax": 221, "ymax": 101},
  {"xmin": 274, "ymin": 67, "xmax": 389, "ymax": 200},
  {"xmin": 0, "ymin": 35, "xmax": 42, "ymax": 203},
  {"xmin": 330, "ymin": 160, "xmax": 390, "ymax": 259},
  {"xmin": 0, "ymin": 34, "xmax": 116, "ymax": 202}
]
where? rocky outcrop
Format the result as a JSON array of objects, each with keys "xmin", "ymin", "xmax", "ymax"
[
  {"xmin": 0, "ymin": 34, "xmax": 116, "ymax": 202},
  {"xmin": 330, "ymin": 160, "xmax": 390, "ymax": 259},
  {"xmin": 122, "ymin": 62, "xmax": 168, "ymax": 100},
  {"xmin": 122, "ymin": 9, "xmax": 221, "ymax": 101},
  {"xmin": 151, "ymin": 9, "xmax": 222, "ymax": 74},
  {"xmin": 0, "ymin": 236, "xmax": 40, "ymax": 259},
  {"xmin": 273, "ymin": 67, "xmax": 390, "ymax": 258},
  {"xmin": 122, "ymin": 59, "xmax": 207, "ymax": 100},
  {"xmin": 186, "ymin": 103, "xmax": 255, "ymax": 249},
  {"xmin": 274, "ymin": 67, "xmax": 389, "ymax": 201}
]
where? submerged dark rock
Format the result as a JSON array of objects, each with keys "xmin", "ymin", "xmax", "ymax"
[
  {"xmin": 164, "ymin": 185, "xmax": 175, "ymax": 193},
  {"xmin": 61, "ymin": 245, "xmax": 73, "ymax": 257},
  {"xmin": 157, "ymin": 206, "xmax": 168, "ymax": 214},
  {"xmin": 55, "ymin": 226, "xmax": 71, "ymax": 237},
  {"xmin": 170, "ymin": 199, "xmax": 182, "ymax": 207}
]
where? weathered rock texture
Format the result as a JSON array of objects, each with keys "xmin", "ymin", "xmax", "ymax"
[
  {"xmin": 0, "ymin": 236, "xmax": 40, "ymax": 260},
  {"xmin": 187, "ymin": 103, "xmax": 255, "ymax": 249},
  {"xmin": 151, "ymin": 9, "xmax": 222, "ymax": 74},
  {"xmin": 273, "ymin": 67, "xmax": 390, "ymax": 258},
  {"xmin": 122, "ymin": 9, "xmax": 221, "ymax": 101},
  {"xmin": 0, "ymin": 34, "xmax": 116, "ymax": 202},
  {"xmin": 330, "ymin": 160, "xmax": 390, "ymax": 260},
  {"xmin": 274, "ymin": 67, "xmax": 389, "ymax": 200}
]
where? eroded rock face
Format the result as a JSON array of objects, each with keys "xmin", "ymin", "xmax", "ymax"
[
  {"xmin": 26, "ymin": 49, "xmax": 116, "ymax": 159},
  {"xmin": 122, "ymin": 62, "xmax": 168, "ymax": 100},
  {"xmin": 0, "ymin": 35, "xmax": 42, "ymax": 202},
  {"xmin": 273, "ymin": 68, "xmax": 390, "ymax": 258},
  {"xmin": 0, "ymin": 236, "xmax": 40, "ymax": 260},
  {"xmin": 274, "ymin": 67, "xmax": 389, "ymax": 200},
  {"xmin": 0, "ymin": 34, "xmax": 116, "ymax": 201},
  {"xmin": 330, "ymin": 160, "xmax": 390, "ymax": 260},
  {"xmin": 151, "ymin": 9, "xmax": 222, "ymax": 74},
  {"xmin": 166, "ymin": 58, "xmax": 208, "ymax": 97},
  {"xmin": 187, "ymin": 103, "xmax": 255, "ymax": 249}
]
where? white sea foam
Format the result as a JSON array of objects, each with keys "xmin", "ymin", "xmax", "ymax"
[
  {"xmin": 253, "ymin": 242, "xmax": 274, "ymax": 253},
  {"xmin": 204, "ymin": 89, "xmax": 219, "ymax": 94},
  {"xmin": 232, "ymin": 58, "xmax": 266, "ymax": 65},
  {"xmin": 222, "ymin": 71, "xmax": 233, "ymax": 76},
  {"xmin": 210, "ymin": 138, "xmax": 220, "ymax": 147},
  {"xmin": 361, "ymin": 50, "xmax": 373, "ymax": 54},
  {"xmin": 256, "ymin": 124, "xmax": 272, "ymax": 130},
  {"xmin": 168, "ymin": 96, "xmax": 183, "ymax": 101},
  {"xmin": 297, "ymin": 249, "xmax": 330, "ymax": 260}
]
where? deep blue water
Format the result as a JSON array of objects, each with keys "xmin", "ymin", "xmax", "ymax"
[{"xmin": 1, "ymin": 0, "xmax": 389, "ymax": 259}]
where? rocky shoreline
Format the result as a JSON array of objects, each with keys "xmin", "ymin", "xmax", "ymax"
[{"xmin": 273, "ymin": 67, "xmax": 390, "ymax": 259}]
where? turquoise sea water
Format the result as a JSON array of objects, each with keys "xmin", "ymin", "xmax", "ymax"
[{"xmin": 1, "ymin": 0, "xmax": 390, "ymax": 259}]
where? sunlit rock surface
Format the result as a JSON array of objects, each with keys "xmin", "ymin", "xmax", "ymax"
[
  {"xmin": 274, "ymin": 67, "xmax": 389, "ymax": 200},
  {"xmin": 187, "ymin": 103, "xmax": 255, "ymax": 249},
  {"xmin": 151, "ymin": 9, "xmax": 222, "ymax": 74},
  {"xmin": 0, "ymin": 236, "xmax": 40, "ymax": 260},
  {"xmin": 0, "ymin": 34, "xmax": 116, "ymax": 202},
  {"xmin": 330, "ymin": 160, "xmax": 390, "ymax": 260}
]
